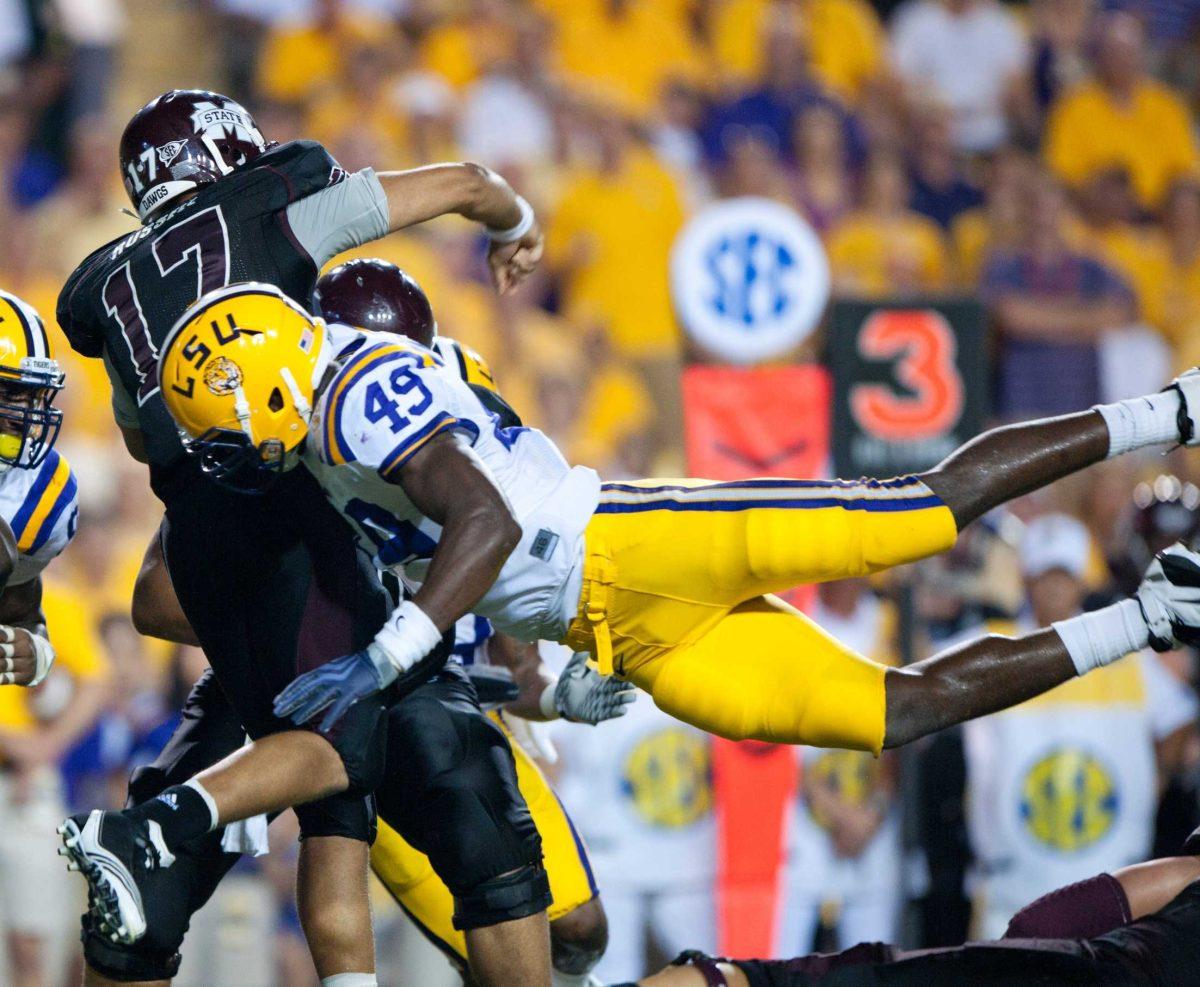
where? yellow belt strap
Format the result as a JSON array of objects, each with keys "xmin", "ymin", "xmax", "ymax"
[{"xmin": 583, "ymin": 547, "xmax": 617, "ymax": 676}]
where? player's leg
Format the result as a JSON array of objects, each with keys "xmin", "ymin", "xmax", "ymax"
[
  {"xmin": 373, "ymin": 668, "xmax": 553, "ymax": 987},
  {"xmin": 494, "ymin": 711, "xmax": 607, "ymax": 985},
  {"xmin": 921, "ymin": 375, "xmax": 1200, "ymax": 530},
  {"xmin": 295, "ymin": 836, "xmax": 376, "ymax": 981},
  {"xmin": 641, "ymin": 552, "xmax": 1200, "ymax": 750}
]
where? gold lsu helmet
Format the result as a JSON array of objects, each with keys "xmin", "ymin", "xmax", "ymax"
[
  {"xmin": 158, "ymin": 283, "xmax": 327, "ymax": 491},
  {"xmin": 0, "ymin": 290, "xmax": 64, "ymax": 470}
]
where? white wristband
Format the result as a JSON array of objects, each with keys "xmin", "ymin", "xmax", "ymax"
[
  {"xmin": 366, "ymin": 601, "xmax": 442, "ymax": 681},
  {"xmin": 1052, "ymin": 599, "xmax": 1149, "ymax": 677},
  {"xmin": 486, "ymin": 195, "xmax": 534, "ymax": 244},
  {"xmin": 538, "ymin": 679, "xmax": 561, "ymax": 720}
]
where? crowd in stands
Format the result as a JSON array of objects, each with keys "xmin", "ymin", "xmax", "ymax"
[{"xmin": 3, "ymin": 0, "xmax": 1200, "ymax": 983}]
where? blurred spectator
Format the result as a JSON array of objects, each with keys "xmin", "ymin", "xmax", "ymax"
[
  {"xmin": 718, "ymin": 134, "xmax": 794, "ymax": 203},
  {"xmin": 0, "ymin": 579, "xmax": 107, "ymax": 987},
  {"xmin": 779, "ymin": 579, "xmax": 902, "ymax": 953},
  {"xmin": 1044, "ymin": 11, "xmax": 1200, "ymax": 213},
  {"xmin": 982, "ymin": 173, "xmax": 1134, "ymax": 417},
  {"xmin": 792, "ymin": 102, "xmax": 855, "ymax": 235},
  {"xmin": 553, "ymin": 692, "xmax": 716, "ymax": 983},
  {"xmin": 906, "ymin": 107, "xmax": 984, "ymax": 230},
  {"xmin": 706, "ymin": 0, "xmax": 887, "ymax": 105},
  {"xmin": 549, "ymin": 0, "xmax": 705, "ymax": 119},
  {"xmin": 457, "ymin": 10, "xmax": 557, "ymax": 173},
  {"xmin": 546, "ymin": 109, "xmax": 686, "ymax": 450},
  {"xmin": 1159, "ymin": 178, "xmax": 1200, "ymax": 370},
  {"xmin": 1010, "ymin": 0, "xmax": 1093, "ymax": 142},
  {"xmin": 963, "ymin": 512, "xmax": 1198, "ymax": 938},
  {"xmin": 826, "ymin": 151, "xmax": 948, "ymax": 298},
  {"xmin": 950, "ymin": 147, "xmax": 1031, "ymax": 286},
  {"xmin": 1073, "ymin": 168, "xmax": 1168, "ymax": 333},
  {"xmin": 420, "ymin": 0, "xmax": 525, "ymax": 92},
  {"xmin": 208, "ymin": 0, "xmax": 306, "ymax": 101},
  {"xmin": 701, "ymin": 4, "xmax": 859, "ymax": 167},
  {"xmin": 54, "ymin": 0, "xmax": 124, "ymax": 123},
  {"xmin": 28, "ymin": 116, "xmax": 133, "ymax": 285},
  {"xmin": 890, "ymin": 0, "xmax": 1027, "ymax": 154}
]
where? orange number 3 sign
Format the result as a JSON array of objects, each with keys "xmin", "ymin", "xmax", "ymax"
[{"xmin": 849, "ymin": 309, "xmax": 964, "ymax": 442}]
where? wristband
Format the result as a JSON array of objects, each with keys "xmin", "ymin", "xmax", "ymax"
[
  {"xmin": 538, "ymin": 679, "xmax": 561, "ymax": 720},
  {"xmin": 486, "ymin": 195, "xmax": 534, "ymax": 244},
  {"xmin": 366, "ymin": 600, "xmax": 442, "ymax": 679},
  {"xmin": 28, "ymin": 632, "xmax": 54, "ymax": 687}
]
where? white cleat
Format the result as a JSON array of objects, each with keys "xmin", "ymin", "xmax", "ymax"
[{"xmin": 58, "ymin": 811, "xmax": 156, "ymax": 944}]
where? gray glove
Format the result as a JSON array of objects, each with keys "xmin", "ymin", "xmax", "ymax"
[
  {"xmin": 1136, "ymin": 542, "xmax": 1200, "ymax": 651},
  {"xmin": 551, "ymin": 651, "xmax": 637, "ymax": 725}
]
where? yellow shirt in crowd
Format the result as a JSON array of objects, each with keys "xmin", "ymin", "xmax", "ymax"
[
  {"xmin": 709, "ymin": 0, "xmax": 884, "ymax": 102},
  {"xmin": 1045, "ymin": 78, "xmax": 1200, "ymax": 210},
  {"xmin": 547, "ymin": 150, "xmax": 686, "ymax": 361},
  {"xmin": 0, "ymin": 580, "xmax": 106, "ymax": 733},
  {"xmin": 826, "ymin": 211, "xmax": 948, "ymax": 298}
]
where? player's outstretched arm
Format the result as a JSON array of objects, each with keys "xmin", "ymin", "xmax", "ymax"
[
  {"xmin": 275, "ymin": 433, "xmax": 521, "ymax": 731},
  {"xmin": 376, "ymin": 163, "xmax": 542, "ymax": 293},
  {"xmin": 884, "ymin": 543, "xmax": 1200, "ymax": 748}
]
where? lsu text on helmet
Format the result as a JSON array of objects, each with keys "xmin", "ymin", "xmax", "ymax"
[{"xmin": 157, "ymin": 283, "xmax": 326, "ymax": 492}]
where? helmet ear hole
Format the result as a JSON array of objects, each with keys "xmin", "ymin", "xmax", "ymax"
[{"xmin": 268, "ymin": 387, "xmax": 285, "ymax": 412}]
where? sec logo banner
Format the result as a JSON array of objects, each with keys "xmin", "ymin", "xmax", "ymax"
[{"xmin": 670, "ymin": 197, "xmax": 829, "ymax": 364}]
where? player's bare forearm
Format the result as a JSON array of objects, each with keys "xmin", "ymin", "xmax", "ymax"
[
  {"xmin": 397, "ymin": 433, "xmax": 521, "ymax": 631},
  {"xmin": 0, "ymin": 576, "xmax": 44, "ymax": 637},
  {"xmin": 0, "ymin": 515, "xmax": 16, "ymax": 594},
  {"xmin": 488, "ymin": 632, "xmax": 556, "ymax": 720},
  {"xmin": 377, "ymin": 162, "xmax": 522, "ymax": 233},
  {"xmin": 131, "ymin": 528, "xmax": 201, "ymax": 646},
  {"xmin": 883, "ymin": 627, "xmax": 1075, "ymax": 748}
]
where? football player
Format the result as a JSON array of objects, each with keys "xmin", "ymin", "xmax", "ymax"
[
  {"xmin": 314, "ymin": 259, "xmax": 626, "ymax": 985},
  {"xmin": 102, "ymin": 261, "xmax": 623, "ymax": 987},
  {"xmin": 75, "ymin": 311, "xmax": 1200, "ymax": 947},
  {"xmin": 0, "ymin": 291, "xmax": 95, "ymax": 987},
  {"xmin": 55, "ymin": 89, "xmax": 552, "ymax": 987}
]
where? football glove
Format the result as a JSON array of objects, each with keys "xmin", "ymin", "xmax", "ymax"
[
  {"xmin": 273, "ymin": 650, "xmax": 388, "ymax": 733},
  {"xmin": 546, "ymin": 651, "xmax": 637, "ymax": 725},
  {"xmin": 1136, "ymin": 542, "xmax": 1200, "ymax": 651},
  {"xmin": 1169, "ymin": 368, "xmax": 1200, "ymax": 446}
]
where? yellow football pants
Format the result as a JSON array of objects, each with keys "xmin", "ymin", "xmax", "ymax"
[
  {"xmin": 369, "ymin": 711, "xmax": 595, "ymax": 963},
  {"xmin": 561, "ymin": 477, "xmax": 958, "ymax": 754}
]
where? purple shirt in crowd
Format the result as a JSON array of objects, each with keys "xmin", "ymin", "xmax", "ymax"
[{"xmin": 982, "ymin": 251, "xmax": 1132, "ymax": 418}]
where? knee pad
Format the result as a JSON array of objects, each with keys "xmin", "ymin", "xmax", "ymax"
[
  {"xmin": 551, "ymin": 899, "xmax": 608, "ymax": 975},
  {"xmin": 452, "ymin": 862, "xmax": 552, "ymax": 931},
  {"xmin": 82, "ymin": 916, "xmax": 183, "ymax": 982},
  {"xmin": 295, "ymin": 792, "xmax": 377, "ymax": 843}
]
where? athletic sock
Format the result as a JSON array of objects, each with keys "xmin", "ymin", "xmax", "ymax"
[
  {"xmin": 321, "ymin": 974, "xmax": 378, "ymax": 987},
  {"xmin": 1052, "ymin": 599, "xmax": 1149, "ymax": 677},
  {"xmin": 1094, "ymin": 391, "xmax": 1182, "ymax": 458},
  {"xmin": 126, "ymin": 779, "xmax": 219, "ymax": 850}
]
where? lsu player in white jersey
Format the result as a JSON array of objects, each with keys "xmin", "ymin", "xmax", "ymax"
[
  {"xmin": 0, "ymin": 290, "xmax": 87, "ymax": 987},
  {"xmin": 0, "ymin": 290, "xmax": 76, "ymax": 688},
  {"xmin": 72, "ymin": 271, "xmax": 1200, "ymax": 947},
  {"xmin": 312, "ymin": 259, "xmax": 630, "ymax": 985}
]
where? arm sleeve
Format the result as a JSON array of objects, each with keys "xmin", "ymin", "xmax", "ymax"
[
  {"xmin": 284, "ymin": 167, "xmax": 391, "ymax": 268},
  {"xmin": 102, "ymin": 350, "xmax": 139, "ymax": 429}
]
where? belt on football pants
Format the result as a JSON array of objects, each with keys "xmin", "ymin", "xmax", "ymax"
[{"xmin": 580, "ymin": 540, "xmax": 617, "ymax": 676}]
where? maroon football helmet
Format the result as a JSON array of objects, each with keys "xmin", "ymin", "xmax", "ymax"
[
  {"xmin": 312, "ymin": 259, "xmax": 437, "ymax": 347},
  {"xmin": 120, "ymin": 89, "xmax": 271, "ymax": 220}
]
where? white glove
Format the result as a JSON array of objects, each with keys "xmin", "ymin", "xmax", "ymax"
[
  {"xmin": 1170, "ymin": 368, "xmax": 1200, "ymax": 446},
  {"xmin": 1136, "ymin": 542, "xmax": 1200, "ymax": 651},
  {"xmin": 0, "ymin": 625, "xmax": 54, "ymax": 686},
  {"xmin": 540, "ymin": 651, "xmax": 637, "ymax": 725}
]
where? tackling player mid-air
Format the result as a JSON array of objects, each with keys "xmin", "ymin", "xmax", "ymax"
[
  {"xmin": 63, "ymin": 255, "xmax": 1200, "ymax": 951},
  {"xmin": 54, "ymin": 88, "xmax": 555, "ymax": 987}
]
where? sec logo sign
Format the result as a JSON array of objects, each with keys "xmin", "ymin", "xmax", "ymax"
[{"xmin": 670, "ymin": 197, "xmax": 829, "ymax": 364}]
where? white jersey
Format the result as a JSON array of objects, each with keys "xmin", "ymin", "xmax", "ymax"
[
  {"xmin": 306, "ymin": 323, "xmax": 600, "ymax": 644},
  {"xmin": 964, "ymin": 615, "xmax": 1197, "ymax": 933},
  {"xmin": 0, "ymin": 449, "xmax": 78, "ymax": 585},
  {"xmin": 552, "ymin": 692, "xmax": 716, "ymax": 892}
]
